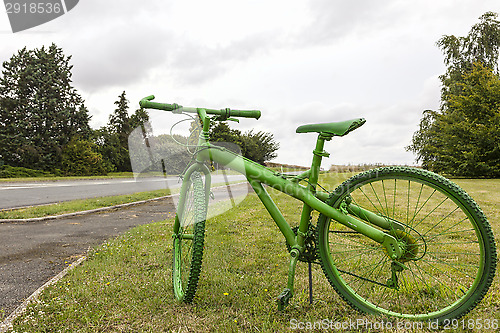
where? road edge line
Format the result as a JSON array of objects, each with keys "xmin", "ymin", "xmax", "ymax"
[{"xmin": 0, "ymin": 256, "xmax": 86, "ymax": 333}]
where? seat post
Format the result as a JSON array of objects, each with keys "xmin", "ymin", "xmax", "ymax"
[
  {"xmin": 297, "ymin": 133, "xmax": 332, "ymax": 240},
  {"xmin": 309, "ymin": 132, "xmax": 332, "ymax": 189}
]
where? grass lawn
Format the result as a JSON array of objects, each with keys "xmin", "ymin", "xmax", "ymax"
[
  {"xmin": 0, "ymin": 189, "xmax": 172, "ymax": 220},
  {"xmin": 6, "ymin": 173, "xmax": 500, "ymax": 332}
]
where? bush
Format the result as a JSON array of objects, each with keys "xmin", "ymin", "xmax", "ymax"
[
  {"xmin": 0, "ymin": 165, "xmax": 54, "ymax": 178},
  {"xmin": 61, "ymin": 138, "xmax": 108, "ymax": 176}
]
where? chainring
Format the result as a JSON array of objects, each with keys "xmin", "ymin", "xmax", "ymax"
[{"xmin": 286, "ymin": 225, "xmax": 319, "ymax": 263}]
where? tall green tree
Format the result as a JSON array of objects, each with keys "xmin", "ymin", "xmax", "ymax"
[
  {"xmin": 437, "ymin": 11, "xmax": 500, "ymax": 111},
  {"xmin": 0, "ymin": 44, "xmax": 91, "ymax": 171},
  {"xmin": 408, "ymin": 12, "xmax": 500, "ymax": 177},
  {"xmin": 108, "ymin": 91, "xmax": 131, "ymax": 147},
  {"xmin": 95, "ymin": 91, "xmax": 149, "ymax": 172}
]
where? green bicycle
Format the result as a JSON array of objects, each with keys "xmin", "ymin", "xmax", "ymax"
[{"xmin": 139, "ymin": 95, "xmax": 496, "ymax": 323}]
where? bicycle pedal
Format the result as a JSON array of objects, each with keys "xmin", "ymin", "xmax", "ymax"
[{"xmin": 276, "ymin": 288, "xmax": 293, "ymax": 311}]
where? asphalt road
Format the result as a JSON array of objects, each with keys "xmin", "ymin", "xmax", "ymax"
[
  {"xmin": 0, "ymin": 183, "xmax": 252, "ymax": 319},
  {"xmin": 0, "ymin": 174, "xmax": 246, "ymax": 210}
]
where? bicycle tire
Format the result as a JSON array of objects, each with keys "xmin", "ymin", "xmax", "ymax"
[
  {"xmin": 317, "ymin": 167, "xmax": 496, "ymax": 323},
  {"xmin": 172, "ymin": 171, "xmax": 207, "ymax": 303}
]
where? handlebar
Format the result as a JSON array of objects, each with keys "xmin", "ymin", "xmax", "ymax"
[{"xmin": 139, "ymin": 95, "xmax": 261, "ymax": 120}]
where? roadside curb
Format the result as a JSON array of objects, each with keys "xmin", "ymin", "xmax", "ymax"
[
  {"xmin": 0, "ymin": 182, "xmax": 248, "ymax": 223},
  {"xmin": 0, "ymin": 256, "xmax": 86, "ymax": 333}
]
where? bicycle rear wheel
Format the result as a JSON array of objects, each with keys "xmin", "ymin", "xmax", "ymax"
[
  {"xmin": 172, "ymin": 171, "xmax": 207, "ymax": 303},
  {"xmin": 317, "ymin": 167, "xmax": 496, "ymax": 323}
]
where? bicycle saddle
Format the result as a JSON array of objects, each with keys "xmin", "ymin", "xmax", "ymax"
[{"xmin": 296, "ymin": 118, "xmax": 366, "ymax": 137}]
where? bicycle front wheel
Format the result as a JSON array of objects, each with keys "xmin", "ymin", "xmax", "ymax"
[
  {"xmin": 172, "ymin": 171, "xmax": 207, "ymax": 303},
  {"xmin": 317, "ymin": 167, "xmax": 496, "ymax": 323}
]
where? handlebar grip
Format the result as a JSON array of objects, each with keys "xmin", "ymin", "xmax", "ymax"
[
  {"xmin": 139, "ymin": 95, "xmax": 155, "ymax": 108},
  {"xmin": 139, "ymin": 95, "xmax": 181, "ymax": 111},
  {"xmin": 230, "ymin": 109, "xmax": 261, "ymax": 119}
]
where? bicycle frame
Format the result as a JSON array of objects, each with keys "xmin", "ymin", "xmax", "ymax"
[{"xmin": 174, "ymin": 108, "xmax": 403, "ymax": 264}]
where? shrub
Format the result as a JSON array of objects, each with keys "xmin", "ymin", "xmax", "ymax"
[
  {"xmin": 61, "ymin": 138, "xmax": 108, "ymax": 176},
  {"xmin": 0, "ymin": 165, "xmax": 54, "ymax": 178}
]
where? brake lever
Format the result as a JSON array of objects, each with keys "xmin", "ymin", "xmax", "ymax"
[{"xmin": 213, "ymin": 116, "xmax": 239, "ymax": 123}]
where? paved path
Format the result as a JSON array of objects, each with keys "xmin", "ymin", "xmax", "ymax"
[{"xmin": 0, "ymin": 182, "xmax": 251, "ymax": 318}]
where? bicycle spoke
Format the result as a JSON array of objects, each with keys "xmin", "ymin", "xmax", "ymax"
[
  {"xmin": 331, "ymin": 245, "xmax": 379, "ymax": 266},
  {"xmin": 408, "ymin": 189, "xmax": 437, "ymax": 229},
  {"xmin": 410, "ymin": 183, "xmax": 425, "ymax": 226},
  {"xmin": 428, "ymin": 240, "xmax": 478, "ymax": 246},
  {"xmin": 424, "ymin": 216, "xmax": 470, "ymax": 241},
  {"xmin": 358, "ymin": 187, "xmax": 385, "ymax": 217},
  {"xmin": 412, "ymin": 195, "xmax": 449, "ymax": 231},
  {"xmin": 369, "ymin": 182, "xmax": 387, "ymax": 216},
  {"xmin": 409, "ymin": 260, "xmax": 436, "ymax": 299},
  {"xmin": 423, "ymin": 252, "xmax": 479, "ymax": 277},
  {"xmin": 381, "ymin": 179, "xmax": 389, "ymax": 216},
  {"xmin": 417, "ymin": 260, "xmax": 467, "ymax": 299},
  {"xmin": 422, "ymin": 206, "xmax": 461, "ymax": 237},
  {"xmin": 392, "ymin": 178, "xmax": 397, "ymax": 219},
  {"xmin": 426, "ymin": 250, "xmax": 480, "ymax": 257},
  {"xmin": 426, "ymin": 228, "xmax": 477, "ymax": 241},
  {"xmin": 352, "ymin": 256, "xmax": 390, "ymax": 295}
]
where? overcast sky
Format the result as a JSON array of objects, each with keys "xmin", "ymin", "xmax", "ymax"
[{"xmin": 0, "ymin": 1, "xmax": 498, "ymax": 168}]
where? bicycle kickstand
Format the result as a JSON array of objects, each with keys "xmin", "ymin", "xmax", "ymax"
[{"xmin": 276, "ymin": 248, "xmax": 300, "ymax": 310}]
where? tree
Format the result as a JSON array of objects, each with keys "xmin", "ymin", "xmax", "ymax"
[
  {"xmin": 437, "ymin": 12, "xmax": 500, "ymax": 112},
  {"xmin": 445, "ymin": 63, "xmax": 500, "ymax": 176},
  {"xmin": 0, "ymin": 44, "xmax": 91, "ymax": 171},
  {"xmin": 108, "ymin": 91, "xmax": 131, "ymax": 147},
  {"xmin": 0, "ymin": 97, "xmax": 21, "ymax": 167},
  {"xmin": 408, "ymin": 12, "xmax": 500, "ymax": 177},
  {"xmin": 241, "ymin": 130, "xmax": 279, "ymax": 165},
  {"xmin": 209, "ymin": 121, "xmax": 244, "ymax": 150},
  {"xmin": 95, "ymin": 91, "xmax": 149, "ymax": 172},
  {"xmin": 130, "ymin": 107, "xmax": 149, "ymax": 130},
  {"xmin": 104, "ymin": 91, "xmax": 132, "ymax": 171},
  {"xmin": 209, "ymin": 121, "xmax": 279, "ymax": 165},
  {"xmin": 93, "ymin": 127, "xmax": 124, "ymax": 173}
]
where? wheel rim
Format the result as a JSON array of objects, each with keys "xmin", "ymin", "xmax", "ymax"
[{"xmin": 326, "ymin": 174, "xmax": 486, "ymax": 319}]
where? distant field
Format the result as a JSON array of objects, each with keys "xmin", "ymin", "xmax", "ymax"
[{"xmin": 7, "ymin": 173, "xmax": 500, "ymax": 332}]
